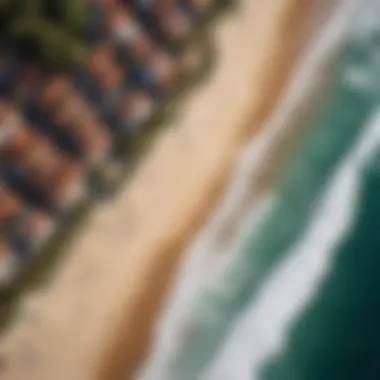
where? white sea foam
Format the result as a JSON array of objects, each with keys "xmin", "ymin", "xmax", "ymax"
[
  {"xmin": 136, "ymin": 1, "xmax": 359, "ymax": 379},
  {"xmin": 200, "ymin": 106, "xmax": 380, "ymax": 380}
]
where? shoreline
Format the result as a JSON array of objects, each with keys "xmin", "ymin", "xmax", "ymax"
[
  {"xmin": 0, "ymin": 1, "xmax": 311, "ymax": 379},
  {"xmin": 110, "ymin": 1, "xmax": 313, "ymax": 379},
  {"xmin": 138, "ymin": 1, "xmax": 355, "ymax": 377}
]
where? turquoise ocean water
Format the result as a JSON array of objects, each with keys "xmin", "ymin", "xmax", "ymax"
[{"xmin": 138, "ymin": 1, "xmax": 380, "ymax": 379}]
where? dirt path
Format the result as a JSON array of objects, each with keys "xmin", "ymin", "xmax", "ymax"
[{"xmin": 0, "ymin": 1, "xmax": 311, "ymax": 379}]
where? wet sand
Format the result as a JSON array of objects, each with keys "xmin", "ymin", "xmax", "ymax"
[{"xmin": 0, "ymin": 1, "xmax": 311, "ymax": 379}]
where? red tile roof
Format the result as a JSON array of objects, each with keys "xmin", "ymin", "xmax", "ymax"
[{"xmin": 0, "ymin": 185, "xmax": 21, "ymax": 222}]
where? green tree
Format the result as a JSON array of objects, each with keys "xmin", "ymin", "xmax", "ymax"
[{"xmin": 0, "ymin": 0, "xmax": 87, "ymax": 70}]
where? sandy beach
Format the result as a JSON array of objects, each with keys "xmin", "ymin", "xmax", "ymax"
[{"xmin": 0, "ymin": 1, "xmax": 312, "ymax": 379}]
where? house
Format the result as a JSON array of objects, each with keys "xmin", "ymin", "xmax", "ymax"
[
  {"xmin": 38, "ymin": 75, "xmax": 73, "ymax": 111},
  {"xmin": 0, "ymin": 100, "xmax": 22, "ymax": 147},
  {"xmin": 19, "ymin": 210, "xmax": 56, "ymax": 253},
  {"xmin": 0, "ymin": 184, "xmax": 22, "ymax": 230},
  {"xmin": 0, "ymin": 236, "xmax": 17, "ymax": 285},
  {"xmin": 107, "ymin": 2, "xmax": 154, "ymax": 62},
  {"xmin": 48, "ymin": 158, "xmax": 86, "ymax": 211},
  {"xmin": 119, "ymin": 89, "xmax": 154, "ymax": 133}
]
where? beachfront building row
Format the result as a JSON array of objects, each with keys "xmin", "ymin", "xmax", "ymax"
[{"xmin": 0, "ymin": 0, "xmax": 220, "ymax": 285}]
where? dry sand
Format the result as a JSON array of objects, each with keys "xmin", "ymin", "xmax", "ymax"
[{"xmin": 0, "ymin": 1, "xmax": 312, "ymax": 379}]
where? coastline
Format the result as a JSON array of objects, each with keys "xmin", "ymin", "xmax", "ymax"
[
  {"xmin": 138, "ymin": 2, "xmax": 354, "ymax": 378},
  {"xmin": 0, "ymin": 1, "xmax": 311, "ymax": 379}
]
